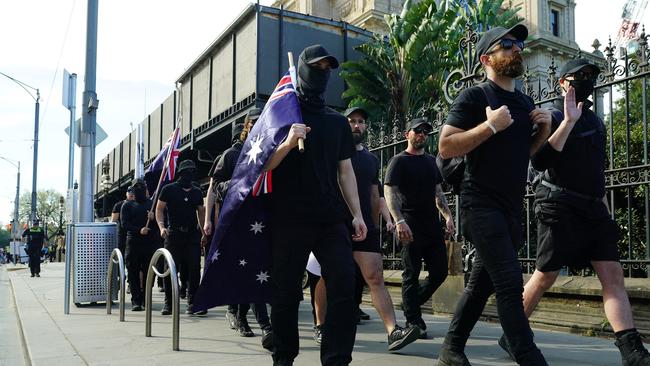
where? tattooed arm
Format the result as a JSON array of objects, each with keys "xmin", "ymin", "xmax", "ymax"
[
  {"xmin": 385, "ymin": 184, "xmax": 413, "ymax": 244},
  {"xmin": 435, "ymin": 184, "xmax": 455, "ymax": 234}
]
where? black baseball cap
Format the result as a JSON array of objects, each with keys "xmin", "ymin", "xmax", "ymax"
[
  {"xmin": 231, "ymin": 122, "xmax": 244, "ymax": 140},
  {"xmin": 344, "ymin": 106, "xmax": 368, "ymax": 120},
  {"xmin": 559, "ymin": 58, "xmax": 601, "ymax": 78},
  {"xmin": 476, "ymin": 24, "xmax": 528, "ymax": 58},
  {"xmin": 246, "ymin": 108, "xmax": 262, "ymax": 121},
  {"xmin": 406, "ymin": 118, "xmax": 432, "ymax": 131},
  {"xmin": 301, "ymin": 44, "xmax": 340, "ymax": 69}
]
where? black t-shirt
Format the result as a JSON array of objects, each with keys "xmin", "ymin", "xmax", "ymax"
[
  {"xmin": 351, "ymin": 147, "xmax": 380, "ymax": 230},
  {"xmin": 445, "ymin": 80, "xmax": 535, "ymax": 213},
  {"xmin": 531, "ymin": 99, "xmax": 606, "ymax": 198},
  {"xmin": 384, "ymin": 151, "xmax": 441, "ymax": 218},
  {"xmin": 159, "ymin": 182, "xmax": 204, "ymax": 230},
  {"xmin": 120, "ymin": 199, "xmax": 153, "ymax": 240},
  {"xmin": 112, "ymin": 200, "xmax": 126, "ymax": 239},
  {"xmin": 210, "ymin": 142, "xmax": 243, "ymax": 201},
  {"xmin": 22, "ymin": 227, "xmax": 45, "ymax": 247},
  {"xmin": 271, "ymin": 106, "xmax": 354, "ymax": 223}
]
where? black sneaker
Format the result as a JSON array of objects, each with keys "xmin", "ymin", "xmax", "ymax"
[
  {"xmin": 498, "ymin": 334, "xmax": 516, "ymax": 361},
  {"xmin": 180, "ymin": 287, "xmax": 187, "ymax": 299},
  {"xmin": 226, "ymin": 311, "xmax": 238, "ymax": 329},
  {"xmin": 237, "ymin": 318, "xmax": 254, "ymax": 337},
  {"xmin": 261, "ymin": 327, "xmax": 274, "ymax": 351},
  {"xmin": 35, "ymin": 273, "xmax": 40, "ymax": 277},
  {"xmin": 616, "ymin": 331, "xmax": 650, "ymax": 366},
  {"xmin": 186, "ymin": 304, "xmax": 207, "ymax": 316},
  {"xmin": 161, "ymin": 303, "xmax": 172, "ymax": 315},
  {"xmin": 437, "ymin": 346, "xmax": 471, "ymax": 366},
  {"xmin": 406, "ymin": 318, "xmax": 428, "ymax": 339},
  {"xmin": 30, "ymin": 274, "xmax": 35, "ymax": 277},
  {"xmin": 359, "ymin": 309, "xmax": 371, "ymax": 320},
  {"xmin": 194, "ymin": 309, "xmax": 207, "ymax": 316},
  {"xmin": 132, "ymin": 304, "xmax": 143, "ymax": 312},
  {"xmin": 388, "ymin": 325, "xmax": 421, "ymax": 351},
  {"xmin": 313, "ymin": 324, "xmax": 323, "ymax": 344}
]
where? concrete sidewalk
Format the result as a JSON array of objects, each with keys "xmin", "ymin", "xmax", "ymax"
[{"xmin": 2, "ymin": 262, "xmax": 623, "ymax": 366}]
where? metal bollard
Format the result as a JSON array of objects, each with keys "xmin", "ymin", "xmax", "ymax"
[
  {"xmin": 145, "ymin": 248, "xmax": 180, "ymax": 351},
  {"xmin": 106, "ymin": 248, "xmax": 126, "ymax": 321}
]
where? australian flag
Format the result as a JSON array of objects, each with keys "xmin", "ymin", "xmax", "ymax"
[
  {"xmin": 143, "ymin": 127, "xmax": 181, "ymax": 198},
  {"xmin": 194, "ymin": 68, "xmax": 303, "ymax": 309}
]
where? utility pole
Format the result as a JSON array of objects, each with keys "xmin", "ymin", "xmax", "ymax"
[{"xmin": 78, "ymin": 0, "xmax": 99, "ymax": 222}]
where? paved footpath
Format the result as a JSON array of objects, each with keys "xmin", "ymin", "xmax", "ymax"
[{"xmin": 2, "ymin": 262, "xmax": 623, "ymax": 366}]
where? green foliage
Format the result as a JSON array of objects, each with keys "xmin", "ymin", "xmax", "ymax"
[
  {"xmin": 0, "ymin": 227, "xmax": 11, "ymax": 247},
  {"xmin": 16, "ymin": 189, "xmax": 65, "ymax": 238},
  {"xmin": 341, "ymin": 0, "xmax": 523, "ymax": 128}
]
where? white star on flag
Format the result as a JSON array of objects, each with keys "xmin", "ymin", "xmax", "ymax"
[
  {"xmin": 250, "ymin": 221, "xmax": 265, "ymax": 234},
  {"xmin": 246, "ymin": 134, "xmax": 264, "ymax": 165},
  {"xmin": 239, "ymin": 259, "xmax": 247, "ymax": 266},
  {"xmin": 214, "ymin": 250, "xmax": 221, "ymax": 261},
  {"xmin": 256, "ymin": 271, "xmax": 270, "ymax": 284}
]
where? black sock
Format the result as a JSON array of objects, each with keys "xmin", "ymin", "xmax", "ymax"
[{"xmin": 615, "ymin": 328, "xmax": 637, "ymax": 339}]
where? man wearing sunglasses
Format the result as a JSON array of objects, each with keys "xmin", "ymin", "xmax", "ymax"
[
  {"xmin": 437, "ymin": 24, "xmax": 552, "ymax": 366},
  {"xmin": 500, "ymin": 59, "xmax": 650, "ymax": 366},
  {"xmin": 384, "ymin": 117, "xmax": 454, "ymax": 341}
]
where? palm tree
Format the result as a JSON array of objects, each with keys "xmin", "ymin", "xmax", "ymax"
[{"xmin": 340, "ymin": 0, "xmax": 522, "ymax": 129}]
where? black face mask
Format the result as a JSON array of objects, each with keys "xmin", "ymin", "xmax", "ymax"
[
  {"xmin": 133, "ymin": 186, "xmax": 147, "ymax": 203},
  {"xmin": 296, "ymin": 56, "xmax": 331, "ymax": 108},
  {"xmin": 178, "ymin": 170, "xmax": 194, "ymax": 188},
  {"xmin": 568, "ymin": 79, "xmax": 595, "ymax": 103}
]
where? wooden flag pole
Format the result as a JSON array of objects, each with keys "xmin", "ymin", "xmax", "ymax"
[{"xmin": 287, "ymin": 52, "xmax": 304, "ymax": 153}]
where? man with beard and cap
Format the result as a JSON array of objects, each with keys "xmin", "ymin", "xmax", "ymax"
[
  {"xmin": 436, "ymin": 24, "xmax": 552, "ymax": 366},
  {"xmin": 264, "ymin": 44, "xmax": 367, "ymax": 366},
  {"xmin": 22, "ymin": 219, "xmax": 46, "ymax": 277},
  {"xmin": 494, "ymin": 59, "xmax": 650, "ymax": 366},
  {"xmin": 308, "ymin": 107, "xmax": 421, "ymax": 352},
  {"xmin": 111, "ymin": 188, "xmax": 135, "ymax": 256},
  {"xmin": 156, "ymin": 159, "xmax": 207, "ymax": 316},
  {"xmin": 204, "ymin": 108, "xmax": 274, "ymax": 350},
  {"xmin": 120, "ymin": 179, "xmax": 157, "ymax": 311},
  {"xmin": 384, "ymin": 117, "xmax": 454, "ymax": 341}
]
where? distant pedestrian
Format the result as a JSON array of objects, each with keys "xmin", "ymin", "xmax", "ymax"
[
  {"xmin": 22, "ymin": 219, "xmax": 46, "ymax": 277},
  {"xmin": 111, "ymin": 188, "xmax": 135, "ymax": 255}
]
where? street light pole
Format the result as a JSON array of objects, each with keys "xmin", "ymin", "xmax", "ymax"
[
  {"xmin": 0, "ymin": 157, "xmax": 20, "ymax": 241},
  {"xmin": 0, "ymin": 71, "xmax": 40, "ymax": 224}
]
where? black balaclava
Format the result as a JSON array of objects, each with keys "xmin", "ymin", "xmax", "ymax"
[
  {"xmin": 178, "ymin": 169, "xmax": 195, "ymax": 189},
  {"xmin": 132, "ymin": 182, "xmax": 147, "ymax": 203},
  {"xmin": 296, "ymin": 54, "xmax": 331, "ymax": 109},
  {"xmin": 568, "ymin": 79, "xmax": 595, "ymax": 103}
]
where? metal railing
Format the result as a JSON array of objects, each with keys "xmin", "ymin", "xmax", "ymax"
[
  {"xmin": 145, "ymin": 248, "xmax": 180, "ymax": 351},
  {"xmin": 106, "ymin": 248, "xmax": 126, "ymax": 321}
]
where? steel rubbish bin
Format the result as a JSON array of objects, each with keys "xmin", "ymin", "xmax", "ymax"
[{"xmin": 72, "ymin": 222, "xmax": 118, "ymax": 305}]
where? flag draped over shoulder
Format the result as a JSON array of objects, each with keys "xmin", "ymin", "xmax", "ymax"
[
  {"xmin": 194, "ymin": 69, "xmax": 302, "ymax": 309},
  {"xmin": 143, "ymin": 127, "xmax": 180, "ymax": 197}
]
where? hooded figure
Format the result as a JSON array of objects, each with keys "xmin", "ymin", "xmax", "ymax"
[{"xmin": 296, "ymin": 44, "xmax": 339, "ymax": 110}]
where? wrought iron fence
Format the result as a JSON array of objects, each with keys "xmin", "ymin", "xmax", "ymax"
[{"xmin": 369, "ymin": 24, "xmax": 650, "ymax": 278}]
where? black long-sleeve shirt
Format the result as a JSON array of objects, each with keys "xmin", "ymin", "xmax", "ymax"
[
  {"xmin": 120, "ymin": 199, "xmax": 153, "ymax": 240},
  {"xmin": 531, "ymin": 98, "xmax": 606, "ymax": 198},
  {"xmin": 209, "ymin": 141, "xmax": 243, "ymax": 203}
]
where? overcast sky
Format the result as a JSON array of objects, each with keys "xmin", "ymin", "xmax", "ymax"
[{"xmin": 0, "ymin": 0, "xmax": 641, "ymax": 224}]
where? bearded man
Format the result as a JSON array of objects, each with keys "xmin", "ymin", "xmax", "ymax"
[{"xmin": 435, "ymin": 24, "xmax": 552, "ymax": 366}]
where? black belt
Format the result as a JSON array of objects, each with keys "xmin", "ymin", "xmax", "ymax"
[
  {"xmin": 540, "ymin": 180, "xmax": 602, "ymax": 203},
  {"xmin": 169, "ymin": 226, "xmax": 196, "ymax": 233}
]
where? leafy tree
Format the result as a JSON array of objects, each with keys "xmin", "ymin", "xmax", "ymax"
[
  {"xmin": 0, "ymin": 227, "xmax": 11, "ymax": 247},
  {"xmin": 340, "ymin": 0, "xmax": 522, "ymax": 128},
  {"xmin": 14, "ymin": 189, "xmax": 65, "ymax": 238}
]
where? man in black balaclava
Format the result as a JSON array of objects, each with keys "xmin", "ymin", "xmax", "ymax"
[
  {"xmin": 265, "ymin": 44, "xmax": 367, "ymax": 366},
  {"xmin": 120, "ymin": 179, "xmax": 157, "ymax": 311},
  {"xmin": 155, "ymin": 159, "xmax": 206, "ymax": 316},
  {"xmin": 501, "ymin": 59, "xmax": 650, "ymax": 366},
  {"xmin": 204, "ymin": 108, "xmax": 274, "ymax": 350}
]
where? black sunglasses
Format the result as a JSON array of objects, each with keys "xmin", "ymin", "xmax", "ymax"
[
  {"xmin": 412, "ymin": 126, "xmax": 431, "ymax": 135},
  {"xmin": 488, "ymin": 38, "xmax": 525, "ymax": 53},
  {"xmin": 566, "ymin": 71, "xmax": 598, "ymax": 82}
]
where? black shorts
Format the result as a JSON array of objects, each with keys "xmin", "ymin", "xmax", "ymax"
[
  {"xmin": 352, "ymin": 227, "xmax": 381, "ymax": 253},
  {"xmin": 535, "ymin": 196, "xmax": 619, "ymax": 272}
]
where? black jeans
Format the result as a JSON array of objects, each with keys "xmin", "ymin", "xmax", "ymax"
[
  {"xmin": 163, "ymin": 230, "xmax": 201, "ymax": 306},
  {"xmin": 444, "ymin": 206, "xmax": 547, "ymax": 365},
  {"xmin": 27, "ymin": 245, "xmax": 41, "ymax": 275},
  {"xmin": 125, "ymin": 238, "xmax": 155, "ymax": 306},
  {"xmin": 401, "ymin": 220, "xmax": 448, "ymax": 323},
  {"xmin": 227, "ymin": 303, "xmax": 271, "ymax": 328},
  {"xmin": 271, "ymin": 221, "xmax": 356, "ymax": 366}
]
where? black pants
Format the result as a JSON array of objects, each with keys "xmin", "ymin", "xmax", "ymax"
[
  {"xmin": 401, "ymin": 221, "xmax": 448, "ymax": 323},
  {"xmin": 27, "ymin": 245, "xmax": 41, "ymax": 275},
  {"xmin": 271, "ymin": 221, "xmax": 356, "ymax": 366},
  {"xmin": 163, "ymin": 230, "xmax": 201, "ymax": 306},
  {"xmin": 444, "ymin": 206, "xmax": 547, "ymax": 365},
  {"xmin": 125, "ymin": 239, "xmax": 155, "ymax": 306},
  {"xmin": 228, "ymin": 303, "xmax": 271, "ymax": 328}
]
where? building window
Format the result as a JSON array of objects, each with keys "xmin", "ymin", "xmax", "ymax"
[{"xmin": 551, "ymin": 9, "xmax": 560, "ymax": 36}]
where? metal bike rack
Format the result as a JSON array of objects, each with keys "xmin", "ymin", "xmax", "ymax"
[
  {"xmin": 106, "ymin": 248, "xmax": 126, "ymax": 321},
  {"xmin": 145, "ymin": 248, "xmax": 180, "ymax": 351}
]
